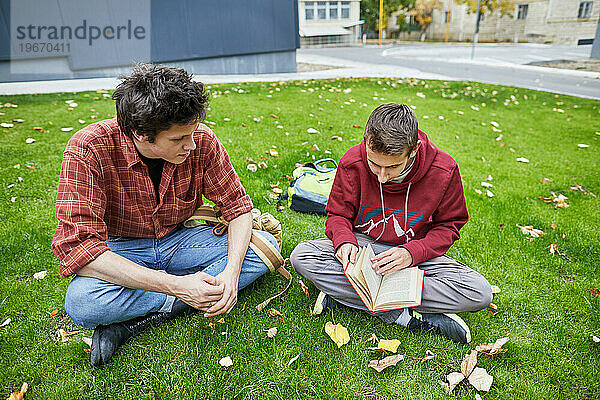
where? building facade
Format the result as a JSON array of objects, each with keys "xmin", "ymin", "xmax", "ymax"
[
  {"xmin": 298, "ymin": 0, "xmax": 363, "ymax": 46},
  {"xmin": 427, "ymin": 0, "xmax": 599, "ymax": 45}
]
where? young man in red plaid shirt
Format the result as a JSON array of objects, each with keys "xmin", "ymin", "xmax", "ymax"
[{"xmin": 52, "ymin": 64, "xmax": 279, "ymax": 366}]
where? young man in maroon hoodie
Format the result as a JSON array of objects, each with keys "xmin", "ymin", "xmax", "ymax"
[{"xmin": 291, "ymin": 103, "xmax": 492, "ymax": 343}]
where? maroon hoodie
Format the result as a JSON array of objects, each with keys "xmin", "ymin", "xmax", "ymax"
[{"xmin": 325, "ymin": 130, "xmax": 468, "ymax": 266}]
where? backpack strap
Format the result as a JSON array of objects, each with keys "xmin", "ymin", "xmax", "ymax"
[{"xmin": 184, "ymin": 205, "xmax": 292, "ymax": 310}]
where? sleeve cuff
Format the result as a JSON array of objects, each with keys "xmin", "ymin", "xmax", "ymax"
[
  {"xmin": 401, "ymin": 240, "xmax": 426, "ymax": 267},
  {"xmin": 58, "ymin": 240, "xmax": 110, "ymax": 277},
  {"xmin": 333, "ymin": 233, "xmax": 359, "ymax": 252},
  {"xmin": 220, "ymin": 194, "xmax": 253, "ymax": 222}
]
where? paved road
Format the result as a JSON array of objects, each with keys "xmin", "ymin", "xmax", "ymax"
[{"xmin": 300, "ymin": 44, "xmax": 600, "ymax": 100}]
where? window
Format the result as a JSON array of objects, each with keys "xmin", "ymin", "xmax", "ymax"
[
  {"xmin": 329, "ymin": 1, "xmax": 338, "ymax": 19},
  {"xmin": 578, "ymin": 1, "xmax": 592, "ymax": 18},
  {"xmin": 517, "ymin": 4, "xmax": 528, "ymax": 20},
  {"xmin": 305, "ymin": 1, "xmax": 315, "ymax": 20},
  {"xmin": 445, "ymin": 11, "xmax": 451, "ymax": 23},
  {"xmin": 304, "ymin": 1, "xmax": 350, "ymax": 21},
  {"xmin": 317, "ymin": 1, "xmax": 327, "ymax": 19},
  {"xmin": 341, "ymin": 1, "xmax": 350, "ymax": 19}
]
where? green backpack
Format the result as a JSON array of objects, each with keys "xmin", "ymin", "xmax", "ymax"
[{"xmin": 278, "ymin": 158, "xmax": 338, "ymax": 215}]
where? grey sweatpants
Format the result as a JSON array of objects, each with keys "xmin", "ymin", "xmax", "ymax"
[{"xmin": 290, "ymin": 233, "xmax": 493, "ymax": 324}]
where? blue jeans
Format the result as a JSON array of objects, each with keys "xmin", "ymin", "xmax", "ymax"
[{"xmin": 65, "ymin": 226, "xmax": 276, "ymax": 329}]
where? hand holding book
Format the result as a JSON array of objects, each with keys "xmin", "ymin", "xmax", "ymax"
[
  {"xmin": 335, "ymin": 242, "xmax": 359, "ymax": 270},
  {"xmin": 343, "ymin": 244, "xmax": 424, "ymax": 312},
  {"xmin": 370, "ymin": 246, "xmax": 413, "ymax": 275}
]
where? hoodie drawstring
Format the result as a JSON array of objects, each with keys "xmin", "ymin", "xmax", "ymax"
[
  {"xmin": 404, "ymin": 182, "xmax": 412, "ymax": 243},
  {"xmin": 374, "ymin": 181, "xmax": 412, "ymax": 244}
]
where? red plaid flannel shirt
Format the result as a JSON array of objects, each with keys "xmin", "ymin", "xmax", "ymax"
[{"xmin": 52, "ymin": 118, "xmax": 252, "ymax": 277}]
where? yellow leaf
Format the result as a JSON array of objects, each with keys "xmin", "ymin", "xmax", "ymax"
[
  {"xmin": 370, "ymin": 339, "xmax": 400, "ymax": 353},
  {"xmin": 217, "ymin": 318, "xmax": 225, "ymax": 324},
  {"xmin": 269, "ymin": 149, "xmax": 279, "ymax": 157},
  {"xmin": 324, "ymin": 321, "xmax": 350, "ymax": 348}
]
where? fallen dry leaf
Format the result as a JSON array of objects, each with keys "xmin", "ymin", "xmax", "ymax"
[
  {"xmin": 57, "ymin": 328, "xmax": 82, "ymax": 343},
  {"xmin": 369, "ymin": 339, "xmax": 400, "ymax": 353},
  {"xmin": 468, "ymin": 367, "xmax": 493, "ymax": 391},
  {"xmin": 577, "ymin": 144, "xmax": 589, "ymax": 148},
  {"xmin": 540, "ymin": 178, "xmax": 551, "ymax": 184},
  {"xmin": 592, "ymin": 335, "xmax": 600, "ymax": 343},
  {"xmin": 258, "ymin": 162, "xmax": 268, "ymax": 169},
  {"xmin": 266, "ymin": 327, "xmax": 278, "ymax": 338},
  {"xmin": 267, "ymin": 308, "xmax": 284, "ymax": 322},
  {"xmin": 516, "ymin": 157, "xmax": 529, "ymax": 163},
  {"xmin": 269, "ymin": 182, "xmax": 280, "ymax": 188},
  {"xmin": 366, "ymin": 333, "xmax": 379, "ymax": 345},
  {"xmin": 490, "ymin": 285, "xmax": 501, "ymax": 294},
  {"xmin": 298, "ymin": 280, "xmax": 310, "ymax": 297},
  {"xmin": 421, "ymin": 350, "xmax": 436, "ymax": 362},
  {"xmin": 269, "ymin": 149, "xmax": 279, "ymax": 157},
  {"xmin": 476, "ymin": 336, "xmax": 509, "ymax": 355},
  {"xmin": 488, "ymin": 303, "xmax": 498, "ymax": 310},
  {"xmin": 489, "ymin": 336, "xmax": 509, "ymax": 355},
  {"xmin": 307, "ymin": 128, "xmax": 319, "ymax": 134},
  {"xmin": 25, "ymin": 138, "xmax": 36, "ymax": 144},
  {"xmin": 82, "ymin": 336, "xmax": 92, "ymax": 348},
  {"xmin": 0, "ymin": 318, "xmax": 11, "ymax": 329},
  {"xmin": 288, "ymin": 353, "xmax": 300, "ymax": 366},
  {"xmin": 539, "ymin": 192, "xmax": 569, "ymax": 208},
  {"xmin": 33, "ymin": 270, "xmax": 47, "ymax": 280},
  {"xmin": 325, "ymin": 321, "xmax": 350, "ymax": 348},
  {"xmin": 443, "ymin": 371, "xmax": 465, "ymax": 393},
  {"xmin": 272, "ymin": 187, "xmax": 283, "ymax": 194},
  {"xmin": 549, "ymin": 243, "xmax": 558, "ymax": 254},
  {"xmin": 476, "ymin": 394, "xmax": 483, "ymax": 400},
  {"xmin": 6, "ymin": 382, "xmax": 28, "ymax": 400},
  {"xmin": 50, "ymin": 308, "xmax": 59, "ymax": 316},
  {"xmin": 516, "ymin": 224, "xmax": 545, "ymax": 238},
  {"xmin": 461, "ymin": 350, "xmax": 478, "ymax": 378},
  {"xmin": 368, "ymin": 354, "xmax": 404, "ymax": 372},
  {"xmin": 247, "ymin": 164, "xmax": 258, "ymax": 172},
  {"xmin": 219, "ymin": 356, "xmax": 233, "ymax": 367}
]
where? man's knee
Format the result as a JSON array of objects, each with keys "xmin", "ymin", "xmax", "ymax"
[
  {"xmin": 290, "ymin": 240, "xmax": 312, "ymax": 276},
  {"xmin": 470, "ymin": 277, "xmax": 493, "ymax": 312},
  {"xmin": 64, "ymin": 276, "xmax": 102, "ymax": 329}
]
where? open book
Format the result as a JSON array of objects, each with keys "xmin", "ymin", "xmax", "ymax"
[{"xmin": 343, "ymin": 244, "xmax": 424, "ymax": 312}]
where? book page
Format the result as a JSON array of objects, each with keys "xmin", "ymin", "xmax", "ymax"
[
  {"xmin": 359, "ymin": 244, "xmax": 382, "ymax": 303},
  {"xmin": 374, "ymin": 267, "xmax": 423, "ymax": 309},
  {"xmin": 345, "ymin": 246, "xmax": 373, "ymax": 308}
]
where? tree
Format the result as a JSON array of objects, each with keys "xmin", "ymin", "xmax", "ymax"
[
  {"xmin": 408, "ymin": 0, "xmax": 443, "ymax": 40},
  {"xmin": 456, "ymin": 0, "xmax": 515, "ymax": 17},
  {"xmin": 360, "ymin": 0, "xmax": 413, "ymax": 36}
]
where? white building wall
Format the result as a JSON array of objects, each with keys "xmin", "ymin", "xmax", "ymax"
[
  {"xmin": 298, "ymin": 0, "xmax": 362, "ymax": 46},
  {"xmin": 428, "ymin": 0, "xmax": 599, "ymax": 45}
]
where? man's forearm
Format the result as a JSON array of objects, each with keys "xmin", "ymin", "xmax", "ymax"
[
  {"xmin": 76, "ymin": 250, "xmax": 181, "ymax": 296},
  {"xmin": 224, "ymin": 211, "xmax": 253, "ymax": 274}
]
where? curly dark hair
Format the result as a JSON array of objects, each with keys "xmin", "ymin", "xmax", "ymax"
[
  {"xmin": 112, "ymin": 63, "xmax": 209, "ymax": 142},
  {"xmin": 364, "ymin": 103, "xmax": 418, "ymax": 156}
]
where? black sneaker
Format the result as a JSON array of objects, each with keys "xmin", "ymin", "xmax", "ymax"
[
  {"xmin": 311, "ymin": 291, "xmax": 339, "ymax": 315},
  {"xmin": 407, "ymin": 310, "xmax": 471, "ymax": 343}
]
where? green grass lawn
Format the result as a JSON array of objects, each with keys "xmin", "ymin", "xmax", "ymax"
[{"xmin": 0, "ymin": 78, "xmax": 599, "ymax": 399}]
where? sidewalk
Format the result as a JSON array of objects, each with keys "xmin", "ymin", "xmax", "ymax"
[{"xmin": 1, "ymin": 50, "xmax": 598, "ymax": 95}]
